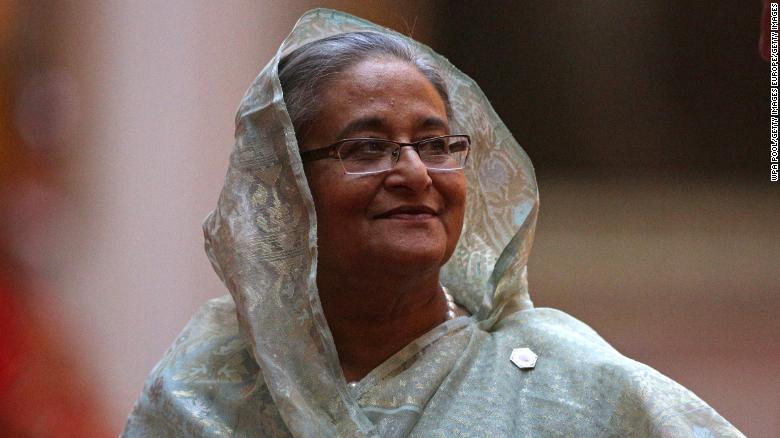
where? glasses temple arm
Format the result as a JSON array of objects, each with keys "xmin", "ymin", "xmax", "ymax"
[{"xmin": 300, "ymin": 145, "xmax": 336, "ymax": 163}]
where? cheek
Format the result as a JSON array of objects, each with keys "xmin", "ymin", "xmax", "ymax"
[
  {"xmin": 305, "ymin": 170, "xmax": 339, "ymax": 228},
  {"xmin": 305, "ymin": 178, "xmax": 325, "ymax": 217},
  {"xmin": 439, "ymin": 176, "xmax": 466, "ymax": 261},
  {"xmin": 307, "ymin": 173, "xmax": 372, "ymax": 232},
  {"xmin": 442, "ymin": 176, "xmax": 467, "ymax": 224}
]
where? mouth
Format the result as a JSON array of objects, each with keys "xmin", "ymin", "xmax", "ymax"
[{"xmin": 374, "ymin": 205, "xmax": 438, "ymax": 220}]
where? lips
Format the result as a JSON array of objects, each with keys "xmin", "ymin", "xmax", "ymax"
[{"xmin": 374, "ymin": 205, "xmax": 438, "ymax": 219}]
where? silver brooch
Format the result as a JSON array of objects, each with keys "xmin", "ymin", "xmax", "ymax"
[{"xmin": 510, "ymin": 347, "xmax": 538, "ymax": 370}]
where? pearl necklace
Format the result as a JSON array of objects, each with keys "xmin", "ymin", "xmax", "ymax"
[
  {"xmin": 346, "ymin": 286, "xmax": 459, "ymax": 389},
  {"xmin": 442, "ymin": 286, "xmax": 457, "ymax": 320}
]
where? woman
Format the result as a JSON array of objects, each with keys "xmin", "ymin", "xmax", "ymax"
[{"xmin": 123, "ymin": 9, "xmax": 743, "ymax": 437}]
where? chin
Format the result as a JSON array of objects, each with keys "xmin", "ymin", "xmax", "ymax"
[{"xmin": 372, "ymin": 241, "xmax": 449, "ymax": 273}]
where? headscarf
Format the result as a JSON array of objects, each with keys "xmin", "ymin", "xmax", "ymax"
[{"xmin": 123, "ymin": 9, "xmax": 743, "ymax": 437}]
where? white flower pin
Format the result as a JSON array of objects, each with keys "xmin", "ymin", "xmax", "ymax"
[{"xmin": 510, "ymin": 347, "xmax": 538, "ymax": 370}]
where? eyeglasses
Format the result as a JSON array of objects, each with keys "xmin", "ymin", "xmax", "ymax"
[{"xmin": 300, "ymin": 134, "xmax": 471, "ymax": 175}]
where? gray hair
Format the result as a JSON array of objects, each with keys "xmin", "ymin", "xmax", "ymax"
[{"xmin": 278, "ymin": 31, "xmax": 451, "ymax": 143}]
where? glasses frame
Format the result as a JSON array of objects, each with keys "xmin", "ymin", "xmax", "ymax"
[{"xmin": 299, "ymin": 134, "xmax": 471, "ymax": 175}]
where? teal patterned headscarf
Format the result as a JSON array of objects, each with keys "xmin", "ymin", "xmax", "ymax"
[{"xmin": 123, "ymin": 9, "xmax": 743, "ymax": 437}]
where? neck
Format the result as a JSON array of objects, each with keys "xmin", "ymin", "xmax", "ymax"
[{"xmin": 316, "ymin": 267, "xmax": 450, "ymax": 382}]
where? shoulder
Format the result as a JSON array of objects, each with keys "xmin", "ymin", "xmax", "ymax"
[
  {"xmin": 156, "ymin": 295, "xmax": 251, "ymax": 380},
  {"xmin": 487, "ymin": 307, "xmax": 744, "ymax": 436},
  {"xmin": 122, "ymin": 295, "xmax": 291, "ymax": 437}
]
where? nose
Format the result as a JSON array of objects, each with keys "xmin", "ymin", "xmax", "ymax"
[{"xmin": 384, "ymin": 146, "xmax": 432, "ymax": 193}]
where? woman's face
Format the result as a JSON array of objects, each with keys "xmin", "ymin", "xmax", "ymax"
[{"xmin": 301, "ymin": 57, "xmax": 466, "ymax": 279}]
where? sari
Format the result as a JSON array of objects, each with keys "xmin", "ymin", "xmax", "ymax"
[{"xmin": 123, "ymin": 9, "xmax": 744, "ymax": 437}]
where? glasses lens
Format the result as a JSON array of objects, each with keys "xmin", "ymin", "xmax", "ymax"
[
  {"xmin": 337, "ymin": 139, "xmax": 396, "ymax": 174},
  {"xmin": 419, "ymin": 136, "xmax": 470, "ymax": 171}
]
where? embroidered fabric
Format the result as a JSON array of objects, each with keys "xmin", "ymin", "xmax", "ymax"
[{"xmin": 123, "ymin": 9, "xmax": 744, "ymax": 437}]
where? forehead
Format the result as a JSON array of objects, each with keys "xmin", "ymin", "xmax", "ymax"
[{"xmin": 310, "ymin": 57, "xmax": 448, "ymax": 141}]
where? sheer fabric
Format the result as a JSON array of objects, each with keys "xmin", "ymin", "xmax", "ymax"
[{"xmin": 123, "ymin": 9, "xmax": 744, "ymax": 437}]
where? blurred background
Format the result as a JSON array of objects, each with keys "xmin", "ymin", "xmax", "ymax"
[{"xmin": 0, "ymin": 1, "xmax": 775, "ymax": 436}]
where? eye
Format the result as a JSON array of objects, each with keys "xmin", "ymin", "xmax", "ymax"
[
  {"xmin": 417, "ymin": 136, "xmax": 470, "ymax": 170},
  {"xmin": 361, "ymin": 140, "xmax": 386, "ymax": 153},
  {"xmin": 339, "ymin": 139, "xmax": 392, "ymax": 160},
  {"xmin": 418, "ymin": 138, "xmax": 449, "ymax": 155},
  {"xmin": 449, "ymin": 139, "xmax": 469, "ymax": 153}
]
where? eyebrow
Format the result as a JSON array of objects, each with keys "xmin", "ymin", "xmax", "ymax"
[
  {"xmin": 420, "ymin": 116, "xmax": 449, "ymax": 132},
  {"xmin": 335, "ymin": 117, "xmax": 385, "ymax": 140},
  {"xmin": 334, "ymin": 115, "xmax": 450, "ymax": 140}
]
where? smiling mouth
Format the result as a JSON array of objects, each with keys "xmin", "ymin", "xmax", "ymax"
[{"xmin": 375, "ymin": 206, "xmax": 438, "ymax": 220}]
